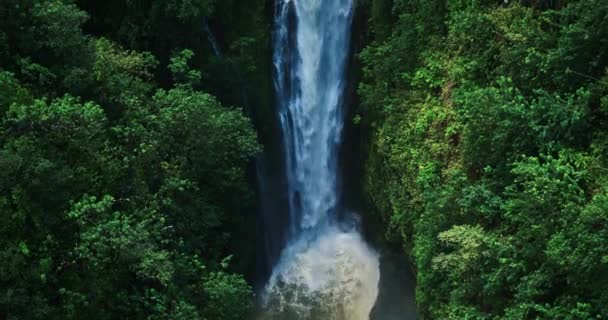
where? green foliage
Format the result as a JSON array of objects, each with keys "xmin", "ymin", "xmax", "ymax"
[
  {"xmin": 360, "ymin": 0, "xmax": 608, "ymax": 318},
  {"xmin": 30, "ymin": 0, "xmax": 90, "ymax": 55},
  {"xmin": 0, "ymin": 0, "xmax": 94, "ymax": 95},
  {"xmin": 203, "ymin": 271, "xmax": 254, "ymax": 320},
  {"xmin": 0, "ymin": 71, "xmax": 33, "ymax": 116},
  {"xmin": 169, "ymin": 49, "xmax": 202, "ymax": 87},
  {"xmin": 92, "ymin": 38, "xmax": 158, "ymax": 118},
  {"xmin": 0, "ymin": 96, "xmax": 108, "ymax": 319},
  {"xmin": 0, "ymin": 0, "xmax": 262, "ymax": 317}
]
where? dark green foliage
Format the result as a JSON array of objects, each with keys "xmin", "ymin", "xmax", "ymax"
[
  {"xmin": 0, "ymin": 0, "xmax": 94, "ymax": 96},
  {"xmin": 0, "ymin": 72, "xmax": 32, "ymax": 116},
  {"xmin": 0, "ymin": 0, "xmax": 265, "ymax": 318},
  {"xmin": 3, "ymin": 0, "xmax": 606, "ymax": 318},
  {"xmin": 359, "ymin": 0, "xmax": 608, "ymax": 318}
]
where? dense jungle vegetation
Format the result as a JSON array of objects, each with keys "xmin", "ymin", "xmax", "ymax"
[
  {"xmin": 1, "ymin": 0, "xmax": 607, "ymax": 319},
  {"xmin": 358, "ymin": 0, "xmax": 608, "ymax": 319},
  {"xmin": 0, "ymin": 0, "xmax": 270, "ymax": 318}
]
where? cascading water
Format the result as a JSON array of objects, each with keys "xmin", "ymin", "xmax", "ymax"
[
  {"xmin": 203, "ymin": 18, "xmax": 221, "ymax": 56},
  {"xmin": 260, "ymin": 1, "xmax": 380, "ymax": 319}
]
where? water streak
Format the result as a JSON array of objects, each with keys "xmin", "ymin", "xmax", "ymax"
[{"xmin": 203, "ymin": 18, "xmax": 221, "ymax": 56}]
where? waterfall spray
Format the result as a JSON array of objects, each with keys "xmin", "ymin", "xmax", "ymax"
[{"xmin": 261, "ymin": 1, "xmax": 380, "ymax": 319}]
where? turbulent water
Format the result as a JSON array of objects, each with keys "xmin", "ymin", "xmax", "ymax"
[{"xmin": 261, "ymin": 1, "xmax": 380, "ymax": 319}]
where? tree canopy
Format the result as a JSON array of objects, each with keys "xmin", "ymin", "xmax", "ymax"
[
  {"xmin": 0, "ymin": 0, "xmax": 267, "ymax": 318},
  {"xmin": 359, "ymin": 0, "xmax": 607, "ymax": 318}
]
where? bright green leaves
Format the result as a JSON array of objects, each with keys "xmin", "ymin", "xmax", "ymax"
[
  {"xmin": 409, "ymin": 52, "xmax": 447, "ymax": 90},
  {"xmin": 432, "ymin": 224, "xmax": 506, "ymax": 312},
  {"xmin": 507, "ymin": 153, "xmax": 587, "ymax": 210},
  {"xmin": 546, "ymin": 189, "xmax": 608, "ymax": 275},
  {"xmin": 0, "ymin": 91, "xmax": 257, "ymax": 319},
  {"xmin": 4, "ymin": 95, "xmax": 106, "ymax": 145},
  {"xmin": 0, "ymin": 95, "xmax": 108, "ymax": 319},
  {"xmin": 360, "ymin": 0, "xmax": 608, "ymax": 318},
  {"xmin": 92, "ymin": 38, "xmax": 158, "ymax": 118},
  {"xmin": 153, "ymin": 88, "xmax": 260, "ymax": 186},
  {"xmin": 169, "ymin": 49, "xmax": 202, "ymax": 87},
  {"xmin": 457, "ymin": 80, "xmax": 532, "ymax": 174},
  {"xmin": 0, "ymin": 96, "xmax": 107, "ymax": 213},
  {"xmin": 434, "ymin": 225, "xmax": 496, "ymax": 276},
  {"xmin": 0, "ymin": 94, "xmax": 107, "ymax": 198},
  {"xmin": 456, "ymin": 78, "xmax": 590, "ymax": 175},
  {"xmin": 71, "ymin": 200, "xmax": 175, "ymax": 286},
  {"xmin": 18, "ymin": 241, "xmax": 30, "ymax": 256},
  {"xmin": 0, "ymin": 44, "xmax": 258, "ymax": 320},
  {"xmin": 0, "ymin": 0, "xmax": 262, "ymax": 318},
  {"xmin": 489, "ymin": 5, "xmax": 551, "ymax": 89},
  {"xmin": 66, "ymin": 194, "xmax": 114, "ymax": 222},
  {"xmin": 202, "ymin": 271, "xmax": 254, "ymax": 320}
]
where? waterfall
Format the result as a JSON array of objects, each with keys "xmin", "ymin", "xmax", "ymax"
[
  {"xmin": 202, "ymin": 18, "xmax": 251, "ymax": 113},
  {"xmin": 203, "ymin": 18, "xmax": 221, "ymax": 56},
  {"xmin": 260, "ymin": 1, "xmax": 380, "ymax": 319}
]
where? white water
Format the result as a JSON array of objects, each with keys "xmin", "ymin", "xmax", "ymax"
[{"xmin": 262, "ymin": 1, "xmax": 380, "ymax": 319}]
